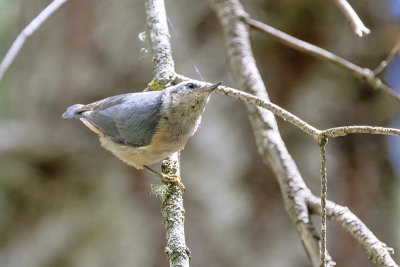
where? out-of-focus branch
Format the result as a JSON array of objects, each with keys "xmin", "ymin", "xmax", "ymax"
[
  {"xmin": 207, "ymin": 1, "xmax": 334, "ymax": 266},
  {"xmin": 374, "ymin": 41, "xmax": 400, "ymax": 75},
  {"xmin": 308, "ymin": 196, "xmax": 398, "ymax": 267},
  {"xmin": 331, "ymin": 0, "xmax": 370, "ymax": 37},
  {"xmin": 243, "ymin": 17, "xmax": 400, "ymax": 104},
  {"xmin": 0, "ymin": 0, "xmax": 68, "ymax": 81},
  {"xmin": 144, "ymin": 1, "xmax": 189, "ymax": 267}
]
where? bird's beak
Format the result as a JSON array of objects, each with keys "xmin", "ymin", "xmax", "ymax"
[{"xmin": 203, "ymin": 81, "xmax": 222, "ymax": 92}]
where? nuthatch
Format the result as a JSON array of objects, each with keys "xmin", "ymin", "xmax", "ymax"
[{"xmin": 62, "ymin": 81, "xmax": 221, "ymax": 188}]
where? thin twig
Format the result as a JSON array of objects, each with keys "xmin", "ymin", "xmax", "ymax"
[
  {"xmin": 308, "ymin": 196, "xmax": 398, "ymax": 267},
  {"xmin": 145, "ymin": 1, "xmax": 189, "ymax": 266},
  {"xmin": 244, "ymin": 17, "xmax": 400, "ymax": 104},
  {"xmin": 215, "ymin": 85, "xmax": 321, "ymax": 137},
  {"xmin": 0, "ymin": 0, "xmax": 67, "ymax": 81},
  {"xmin": 319, "ymin": 138, "xmax": 328, "ymax": 267},
  {"xmin": 374, "ymin": 41, "xmax": 400, "ymax": 75},
  {"xmin": 178, "ymin": 74, "xmax": 321, "ymax": 138},
  {"xmin": 331, "ymin": 0, "xmax": 370, "ymax": 37},
  {"xmin": 323, "ymin": 126, "xmax": 400, "ymax": 138}
]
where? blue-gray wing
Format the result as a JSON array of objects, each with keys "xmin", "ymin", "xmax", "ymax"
[{"xmin": 82, "ymin": 91, "xmax": 163, "ymax": 147}]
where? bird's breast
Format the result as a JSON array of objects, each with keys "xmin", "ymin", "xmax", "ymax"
[
  {"xmin": 99, "ymin": 135, "xmax": 177, "ymax": 169},
  {"xmin": 147, "ymin": 117, "xmax": 197, "ymax": 153}
]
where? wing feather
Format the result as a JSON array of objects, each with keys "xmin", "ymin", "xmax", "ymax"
[{"xmin": 82, "ymin": 91, "xmax": 163, "ymax": 147}]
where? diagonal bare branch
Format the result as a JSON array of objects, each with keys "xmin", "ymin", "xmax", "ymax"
[
  {"xmin": 243, "ymin": 17, "xmax": 400, "ymax": 104},
  {"xmin": 0, "ymin": 0, "xmax": 67, "ymax": 81},
  {"xmin": 331, "ymin": 0, "xmax": 370, "ymax": 37},
  {"xmin": 374, "ymin": 41, "xmax": 400, "ymax": 75},
  {"xmin": 215, "ymin": 85, "xmax": 321, "ymax": 137}
]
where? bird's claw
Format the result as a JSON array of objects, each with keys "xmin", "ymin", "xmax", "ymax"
[{"xmin": 162, "ymin": 174, "xmax": 185, "ymax": 189}]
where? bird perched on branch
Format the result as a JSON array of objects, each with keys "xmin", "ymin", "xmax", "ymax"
[{"xmin": 62, "ymin": 81, "xmax": 221, "ymax": 188}]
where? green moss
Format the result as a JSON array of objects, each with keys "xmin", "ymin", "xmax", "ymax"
[{"xmin": 148, "ymin": 79, "xmax": 163, "ymax": 91}]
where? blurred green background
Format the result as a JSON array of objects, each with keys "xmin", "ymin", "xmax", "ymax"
[{"xmin": 0, "ymin": 0, "xmax": 399, "ymax": 266}]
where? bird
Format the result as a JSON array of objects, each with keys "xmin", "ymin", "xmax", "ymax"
[{"xmin": 62, "ymin": 81, "xmax": 221, "ymax": 188}]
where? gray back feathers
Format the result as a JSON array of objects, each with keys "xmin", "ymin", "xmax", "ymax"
[{"xmin": 63, "ymin": 91, "xmax": 163, "ymax": 147}]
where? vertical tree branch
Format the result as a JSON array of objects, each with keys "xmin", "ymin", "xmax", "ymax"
[
  {"xmin": 145, "ymin": 1, "xmax": 189, "ymax": 266},
  {"xmin": 161, "ymin": 153, "xmax": 191, "ymax": 267},
  {"xmin": 319, "ymin": 137, "xmax": 328, "ymax": 267}
]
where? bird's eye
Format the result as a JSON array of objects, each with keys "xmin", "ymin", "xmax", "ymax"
[{"xmin": 187, "ymin": 83, "xmax": 194, "ymax": 89}]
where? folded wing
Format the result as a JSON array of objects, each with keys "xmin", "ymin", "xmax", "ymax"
[{"xmin": 81, "ymin": 91, "xmax": 163, "ymax": 147}]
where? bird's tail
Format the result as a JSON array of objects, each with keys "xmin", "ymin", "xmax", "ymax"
[{"xmin": 62, "ymin": 104, "xmax": 85, "ymax": 119}]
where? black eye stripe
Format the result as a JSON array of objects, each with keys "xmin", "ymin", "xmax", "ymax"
[{"xmin": 187, "ymin": 83, "xmax": 194, "ymax": 89}]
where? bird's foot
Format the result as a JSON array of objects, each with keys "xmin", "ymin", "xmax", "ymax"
[
  {"xmin": 143, "ymin": 165, "xmax": 185, "ymax": 189},
  {"xmin": 161, "ymin": 174, "xmax": 185, "ymax": 189}
]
